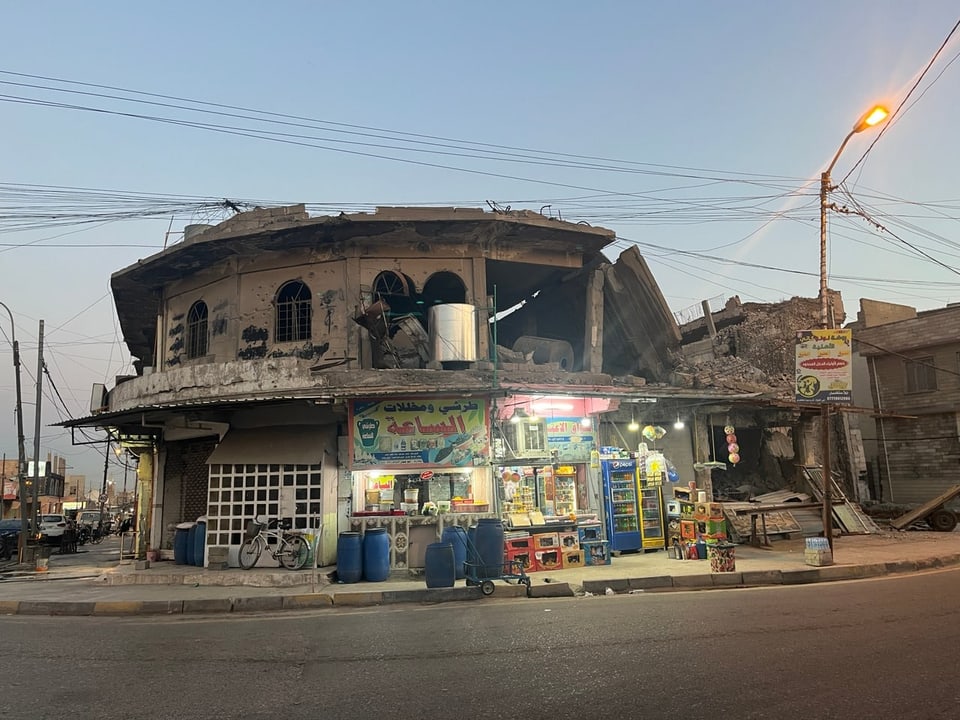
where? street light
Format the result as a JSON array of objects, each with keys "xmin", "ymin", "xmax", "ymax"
[
  {"xmin": 817, "ymin": 104, "xmax": 888, "ymax": 552},
  {"xmin": 819, "ymin": 105, "xmax": 889, "ymax": 327},
  {"xmin": 0, "ymin": 301, "xmax": 28, "ymax": 560}
]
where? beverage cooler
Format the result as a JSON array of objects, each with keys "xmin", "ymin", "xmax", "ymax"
[
  {"xmin": 601, "ymin": 459, "xmax": 642, "ymax": 552},
  {"xmin": 554, "ymin": 467, "xmax": 578, "ymax": 516},
  {"xmin": 638, "ymin": 486, "xmax": 666, "ymax": 549}
]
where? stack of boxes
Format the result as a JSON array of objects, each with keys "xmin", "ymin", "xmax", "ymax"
[
  {"xmin": 695, "ymin": 501, "xmax": 727, "ymax": 545},
  {"xmin": 579, "ymin": 523, "xmax": 610, "ymax": 566},
  {"xmin": 533, "ymin": 532, "xmax": 562, "ymax": 571},
  {"xmin": 504, "ymin": 534, "xmax": 535, "ymax": 573}
]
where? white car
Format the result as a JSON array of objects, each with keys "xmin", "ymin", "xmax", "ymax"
[{"xmin": 38, "ymin": 514, "xmax": 71, "ymax": 544}]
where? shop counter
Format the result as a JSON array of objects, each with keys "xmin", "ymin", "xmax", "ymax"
[{"xmin": 349, "ymin": 513, "xmax": 495, "ymax": 572}]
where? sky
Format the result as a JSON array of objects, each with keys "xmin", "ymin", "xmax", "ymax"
[{"xmin": 1, "ymin": 1, "xmax": 958, "ymax": 484}]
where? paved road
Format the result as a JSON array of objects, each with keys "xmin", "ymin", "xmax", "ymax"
[{"xmin": 2, "ymin": 567, "xmax": 959, "ymax": 720}]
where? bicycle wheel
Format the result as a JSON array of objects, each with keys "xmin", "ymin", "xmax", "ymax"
[
  {"xmin": 91, "ymin": 531, "xmax": 103, "ymax": 545},
  {"xmin": 238, "ymin": 537, "xmax": 263, "ymax": 569},
  {"xmin": 279, "ymin": 535, "xmax": 309, "ymax": 570}
]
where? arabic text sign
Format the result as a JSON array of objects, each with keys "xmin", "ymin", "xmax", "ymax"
[
  {"xmin": 350, "ymin": 398, "xmax": 489, "ymax": 468},
  {"xmin": 546, "ymin": 418, "xmax": 596, "ymax": 462},
  {"xmin": 795, "ymin": 329, "xmax": 852, "ymax": 404}
]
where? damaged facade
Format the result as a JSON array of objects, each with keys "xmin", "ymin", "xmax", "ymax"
[
  {"xmin": 674, "ymin": 294, "xmax": 847, "ymax": 500},
  {"xmin": 66, "ymin": 204, "xmax": 788, "ymax": 569}
]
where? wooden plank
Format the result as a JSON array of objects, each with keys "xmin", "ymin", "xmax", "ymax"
[
  {"xmin": 890, "ymin": 484, "xmax": 960, "ymax": 530},
  {"xmin": 802, "ymin": 466, "xmax": 880, "ymax": 534}
]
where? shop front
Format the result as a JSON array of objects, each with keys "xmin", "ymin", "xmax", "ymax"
[{"xmin": 347, "ymin": 397, "xmax": 496, "ymax": 572}]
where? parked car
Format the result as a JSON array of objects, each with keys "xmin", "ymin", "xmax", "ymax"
[
  {"xmin": 0, "ymin": 518, "xmax": 26, "ymax": 560},
  {"xmin": 38, "ymin": 514, "xmax": 72, "ymax": 545}
]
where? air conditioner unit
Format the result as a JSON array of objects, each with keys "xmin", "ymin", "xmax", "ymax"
[{"xmin": 501, "ymin": 418, "xmax": 550, "ymax": 459}]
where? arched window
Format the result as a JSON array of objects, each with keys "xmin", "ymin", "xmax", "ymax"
[
  {"xmin": 186, "ymin": 301, "xmax": 209, "ymax": 359},
  {"xmin": 276, "ymin": 281, "xmax": 312, "ymax": 342}
]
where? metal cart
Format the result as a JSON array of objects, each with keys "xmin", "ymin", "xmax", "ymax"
[{"xmin": 463, "ymin": 533, "xmax": 531, "ymax": 596}]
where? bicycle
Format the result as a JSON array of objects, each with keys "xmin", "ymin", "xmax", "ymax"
[
  {"xmin": 238, "ymin": 516, "xmax": 309, "ymax": 570},
  {"xmin": 90, "ymin": 525, "xmax": 105, "ymax": 545}
]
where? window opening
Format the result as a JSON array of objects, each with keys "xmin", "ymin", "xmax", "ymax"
[
  {"xmin": 276, "ymin": 281, "xmax": 312, "ymax": 342},
  {"xmin": 186, "ymin": 301, "xmax": 208, "ymax": 359}
]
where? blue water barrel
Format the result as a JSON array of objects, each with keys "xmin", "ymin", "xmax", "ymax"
[
  {"xmin": 337, "ymin": 532, "xmax": 363, "ymax": 583},
  {"xmin": 193, "ymin": 521, "xmax": 207, "ymax": 567},
  {"xmin": 441, "ymin": 525, "xmax": 468, "ymax": 580},
  {"xmin": 173, "ymin": 523, "xmax": 193, "ymax": 565},
  {"xmin": 425, "ymin": 542, "xmax": 455, "ymax": 588},
  {"xmin": 186, "ymin": 524, "xmax": 198, "ymax": 566},
  {"xmin": 362, "ymin": 527, "xmax": 390, "ymax": 582},
  {"xmin": 475, "ymin": 518, "xmax": 505, "ymax": 580}
]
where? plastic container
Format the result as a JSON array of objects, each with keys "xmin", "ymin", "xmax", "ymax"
[
  {"xmin": 193, "ymin": 519, "xmax": 207, "ymax": 568},
  {"xmin": 336, "ymin": 532, "xmax": 363, "ymax": 583},
  {"xmin": 474, "ymin": 518, "xmax": 505, "ymax": 579},
  {"xmin": 441, "ymin": 525, "xmax": 468, "ymax": 580},
  {"xmin": 174, "ymin": 522, "xmax": 194, "ymax": 565},
  {"xmin": 362, "ymin": 527, "xmax": 390, "ymax": 582},
  {"xmin": 708, "ymin": 543, "xmax": 736, "ymax": 572},
  {"xmin": 424, "ymin": 542, "xmax": 456, "ymax": 588},
  {"xmin": 695, "ymin": 539, "xmax": 707, "ymax": 560}
]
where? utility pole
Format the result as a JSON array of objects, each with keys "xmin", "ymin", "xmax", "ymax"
[
  {"xmin": 0, "ymin": 301, "xmax": 28, "ymax": 561},
  {"xmin": 31, "ymin": 320, "xmax": 44, "ymax": 524},
  {"xmin": 100, "ymin": 439, "xmax": 110, "ymax": 527}
]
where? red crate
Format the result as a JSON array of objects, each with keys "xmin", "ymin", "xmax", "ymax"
[
  {"xmin": 504, "ymin": 547, "xmax": 535, "ymax": 573},
  {"xmin": 535, "ymin": 549, "xmax": 562, "ymax": 571},
  {"xmin": 505, "ymin": 536, "xmax": 533, "ymax": 553}
]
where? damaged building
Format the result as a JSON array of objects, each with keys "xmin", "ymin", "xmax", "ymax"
[
  {"xmin": 674, "ymin": 294, "xmax": 849, "ymax": 501},
  {"xmin": 64, "ymin": 204, "xmax": 791, "ymax": 570}
]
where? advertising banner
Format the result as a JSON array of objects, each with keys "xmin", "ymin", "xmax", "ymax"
[
  {"xmin": 795, "ymin": 329, "xmax": 853, "ymax": 404},
  {"xmin": 350, "ymin": 398, "xmax": 489, "ymax": 468},
  {"xmin": 546, "ymin": 418, "xmax": 596, "ymax": 462}
]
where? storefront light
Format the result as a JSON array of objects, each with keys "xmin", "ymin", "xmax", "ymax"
[
  {"xmin": 674, "ymin": 414, "xmax": 685, "ymax": 430},
  {"xmin": 580, "ymin": 416, "xmax": 592, "ymax": 428}
]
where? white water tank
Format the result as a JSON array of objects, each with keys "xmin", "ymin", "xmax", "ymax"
[{"xmin": 428, "ymin": 304, "xmax": 478, "ymax": 363}]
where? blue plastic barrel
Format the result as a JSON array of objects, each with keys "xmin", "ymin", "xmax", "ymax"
[
  {"xmin": 425, "ymin": 542, "xmax": 455, "ymax": 588},
  {"xmin": 695, "ymin": 539, "xmax": 707, "ymax": 560},
  {"xmin": 186, "ymin": 524, "xmax": 198, "ymax": 566},
  {"xmin": 467, "ymin": 525, "xmax": 478, "ymax": 575},
  {"xmin": 475, "ymin": 518, "xmax": 505, "ymax": 579},
  {"xmin": 173, "ymin": 523, "xmax": 192, "ymax": 565},
  {"xmin": 441, "ymin": 525, "xmax": 468, "ymax": 580},
  {"xmin": 193, "ymin": 520, "xmax": 207, "ymax": 567},
  {"xmin": 362, "ymin": 527, "xmax": 390, "ymax": 582},
  {"xmin": 336, "ymin": 532, "xmax": 363, "ymax": 583}
]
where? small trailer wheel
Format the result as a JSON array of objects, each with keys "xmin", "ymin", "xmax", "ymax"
[
  {"xmin": 928, "ymin": 509, "xmax": 957, "ymax": 532},
  {"xmin": 480, "ymin": 580, "xmax": 496, "ymax": 596}
]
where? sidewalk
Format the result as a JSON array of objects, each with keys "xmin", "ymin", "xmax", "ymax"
[{"xmin": 2, "ymin": 530, "xmax": 959, "ymax": 616}]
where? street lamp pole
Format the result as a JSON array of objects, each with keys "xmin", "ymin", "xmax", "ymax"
[
  {"xmin": 0, "ymin": 301, "xmax": 28, "ymax": 561},
  {"xmin": 818, "ymin": 105, "xmax": 889, "ymax": 550}
]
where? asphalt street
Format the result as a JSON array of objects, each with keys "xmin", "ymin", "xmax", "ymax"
[{"xmin": 1, "ymin": 565, "xmax": 958, "ymax": 719}]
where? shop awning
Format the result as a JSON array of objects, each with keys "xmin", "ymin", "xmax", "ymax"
[{"xmin": 207, "ymin": 427, "xmax": 325, "ymax": 465}]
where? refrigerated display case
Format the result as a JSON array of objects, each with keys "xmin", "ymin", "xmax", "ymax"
[
  {"xmin": 601, "ymin": 459, "xmax": 642, "ymax": 552},
  {"xmin": 639, "ymin": 486, "xmax": 666, "ymax": 549},
  {"xmin": 554, "ymin": 467, "xmax": 578, "ymax": 516}
]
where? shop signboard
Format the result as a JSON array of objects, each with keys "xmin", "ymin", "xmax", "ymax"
[
  {"xmin": 3, "ymin": 480, "xmax": 18, "ymax": 500},
  {"xmin": 350, "ymin": 397, "xmax": 490, "ymax": 469},
  {"xmin": 795, "ymin": 329, "xmax": 853, "ymax": 404},
  {"xmin": 545, "ymin": 418, "xmax": 596, "ymax": 462}
]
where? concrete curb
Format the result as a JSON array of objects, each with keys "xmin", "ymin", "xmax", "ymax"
[{"xmin": 3, "ymin": 553, "xmax": 958, "ymax": 616}]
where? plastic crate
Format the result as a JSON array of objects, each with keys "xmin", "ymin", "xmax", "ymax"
[
  {"xmin": 505, "ymin": 547, "xmax": 535, "ymax": 573},
  {"xmin": 582, "ymin": 540, "xmax": 611, "ymax": 566},
  {"xmin": 558, "ymin": 532, "xmax": 580, "ymax": 551}
]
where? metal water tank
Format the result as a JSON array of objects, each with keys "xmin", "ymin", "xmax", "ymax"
[
  {"xmin": 512, "ymin": 336, "xmax": 575, "ymax": 370},
  {"xmin": 428, "ymin": 304, "xmax": 477, "ymax": 363}
]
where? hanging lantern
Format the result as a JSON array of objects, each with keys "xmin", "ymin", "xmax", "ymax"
[{"xmin": 725, "ymin": 422, "xmax": 740, "ymax": 465}]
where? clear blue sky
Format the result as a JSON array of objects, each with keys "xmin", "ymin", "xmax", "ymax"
[{"xmin": 1, "ymin": 1, "xmax": 958, "ymax": 483}]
